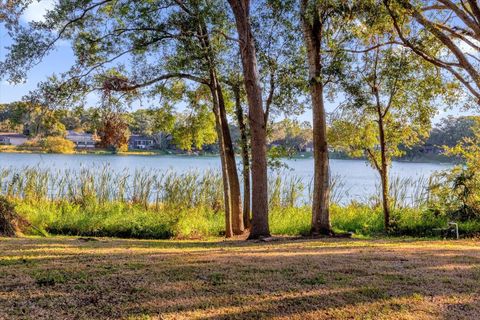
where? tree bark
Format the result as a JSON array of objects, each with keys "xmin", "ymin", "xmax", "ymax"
[
  {"xmin": 211, "ymin": 85, "xmax": 233, "ymax": 238},
  {"xmin": 195, "ymin": 13, "xmax": 244, "ymax": 236},
  {"xmin": 300, "ymin": 0, "xmax": 332, "ymax": 236},
  {"xmin": 377, "ymin": 112, "xmax": 390, "ymax": 231},
  {"xmin": 228, "ymin": 0, "xmax": 270, "ymax": 239},
  {"xmin": 215, "ymin": 80, "xmax": 244, "ymax": 235},
  {"xmin": 233, "ymin": 84, "xmax": 251, "ymax": 229}
]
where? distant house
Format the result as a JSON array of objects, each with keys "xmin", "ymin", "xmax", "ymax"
[
  {"xmin": 129, "ymin": 135, "xmax": 156, "ymax": 150},
  {"xmin": 304, "ymin": 142, "xmax": 314, "ymax": 153},
  {"xmin": 0, "ymin": 133, "xmax": 28, "ymax": 146},
  {"xmin": 66, "ymin": 130, "xmax": 98, "ymax": 149}
]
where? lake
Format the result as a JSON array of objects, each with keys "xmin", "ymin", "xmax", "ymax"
[{"xmin": 0, "ymin": 153, "xmax": 452, "ymax": 203}]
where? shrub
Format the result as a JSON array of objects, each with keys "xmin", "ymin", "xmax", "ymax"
[
  {"xmin": 18, "ymin": 139, "xmax": 43, "ymax": 152},
  {"xmin": 0, "ymin": 196, "xmax": 28, "ymax": 236},
  {"xmin": 39, "ymin": 136, "xmax": 75, "ymax": 154}
]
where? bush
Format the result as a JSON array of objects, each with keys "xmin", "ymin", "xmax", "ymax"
[
  {"xmin": 39, "ymin": 136, "xmax": 75, "ymax": 154},
  {"xmin": 0, "ymin": 196, "xmax": 28, "ymax": 236},
  {"xmin": 18, "ymin": 139, "xmax": 43, "ymax": 152}
]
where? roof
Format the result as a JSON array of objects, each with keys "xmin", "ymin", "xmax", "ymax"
[
  {"xmin": 66, "ymin": 130, "xmax": 93, "ymax": 137},
  {"xmin": 129, "ymin": 135, "xmax": 155, "ymax": 142},
  {"xmin": 0, "ymin": 133, "xmax": 28, "ymax": 139}
]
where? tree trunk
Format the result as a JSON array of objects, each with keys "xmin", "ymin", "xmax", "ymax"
[
  {"xmin": 310, "ymin": 81, "xmax": 331, "ymax": 235},
  {"xmin": 233, "ymin": 84, "xmax": 251, "ymax": 229},
  {"xmin": 300, "ymin": 0, "xmax": 332, "ymax": 236},
  {"xmin": 378, "ymin": 115, "xmax": 390, "ymax": 231},
  {"xmin": 216, "ymin": 81, "xmax": 244, "ymax": 235},
  {"xmin": 195, "ymin": 14, "xmax": 243, "ymax": 236},
  {"xmin": 228, "ymin": 0, "xmax": 270, "ymax": 239},
  {"xmin": 210, "ymin": 86, "xmax": 233, "ymax": 238}
]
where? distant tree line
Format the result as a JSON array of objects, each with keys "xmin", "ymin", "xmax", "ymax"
[{"xmin": 0, "ymin": 102, "xmax": 475, "ymax": 161}]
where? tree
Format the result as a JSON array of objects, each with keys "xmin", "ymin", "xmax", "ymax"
[
  {"xmin": 127, "ymin": 107, "xmax": 176, "ymax": 149},
  {"xmin": 224, "ymin": 1, "xmax": 307, "ymax": 230},
  {"xmin": 269, "ymin": 119, "xmax": 312, "ymax": 154},
  {"xmin": 428, "ymin": 116, "xmax": 477, "ymax": 149},
  {"xmin": 98, "ymin": 111, "xmax": 130, "ymax": 153},
  {"xmin": 0, "ymin": 102, "xmax": 29, "ymax": 132},
  {"xmin": 171, "ymin": 87, "xmax": 218, "ymax": 151},
  {"xmin": 0, "ymin": 1, "xmax": 30, "ymax": 28},
  {"xmin": 384, "ymin": 0, "xmax": 480, "ymax": 105},
  {"xmin": 299, "ymin": 0, "xmax": 352, "ymax": 235},
  {"xmin": 228, "ymin": 78, "xmax": 251, "ymax": 228},
  {"xmin": 330, "ymin": 39, "xmax": 451, "ymax": 230},
  {"xmin": 127, "ymin": 109, "xmax": 156, "ymax": 136},
  {"xmin": 227, "ymin": 0, "xmax": 270, "ymax": 238},
  {"xmin": 0, "ymin": 101, "xmax": 66, "ymax": 137},
  {"xmin": 0, "ymin": 0, "xmax": 246, "ymax": 237},
  {"xmin": 429, "ymin": 117, "xmax": 480, "ymax": 220}
]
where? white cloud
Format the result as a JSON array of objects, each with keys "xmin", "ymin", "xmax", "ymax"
[{"xmin": 22, "ymin": 0, "xmax": 56, "ymax": 22}]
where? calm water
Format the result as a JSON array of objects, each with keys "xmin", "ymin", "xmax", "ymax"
[{"xmin": 0, "ymin": 153, "xmax": 452, "ymax": 203}]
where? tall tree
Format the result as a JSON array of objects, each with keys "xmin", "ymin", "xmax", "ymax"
[
  {"xmin": 227, "ymin": 0, "xmax": 270, "ymax": 238},
  {"xmin": 299, "ymin": 0, "xmax": 352, "ymax": 235},
  {"xmin": 329, "ymin": 41, "xmax": 453, "ymax": 230},
  {"xmin": 0, "ymin": 0, "xmax": 245, "ymax": 237},
  {"xmin": 231, "ymin": 82, "xmax": 251, "ymax": 228}
]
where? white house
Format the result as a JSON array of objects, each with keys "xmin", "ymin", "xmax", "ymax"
[
  {"xmin": 66, "ymin": 130, "xmax": 98, "ymax": 149},
  {"xmin": 0, "ymin": 133, "xmax": 28, "ymax": 146}
]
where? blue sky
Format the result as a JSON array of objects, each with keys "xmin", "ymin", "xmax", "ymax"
[
  {"xmin": 0, "ymin": 1, "xmax": 76, "ymax": 103},
  {"xmin": 0, "ymin": 0, "xmax": 472, "ymax": 124}
]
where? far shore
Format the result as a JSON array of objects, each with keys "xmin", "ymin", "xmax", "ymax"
[{"xmin": 0, "ymin": 146, "xmax": 457, "ymax": 164}]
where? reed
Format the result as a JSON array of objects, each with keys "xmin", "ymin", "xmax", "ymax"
[
  {"xmin": 0, "ymin": 165, "xmax": 224, "ymax": 211},
  {"xmin": 0, "ymin": 164, "xmax": 472, "ymax": 238}
]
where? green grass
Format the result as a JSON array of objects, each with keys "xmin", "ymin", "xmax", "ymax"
[
  {"xmin": 13, "ymin": 198, "xmax": 478, "ymax": 239},
  {"xmin": 16, "ymin": 200, "xmax": 224, "ymax": 239},
  {"xmin": 1, "ymin": 165, "xmax": 478, "ymax": 239}
]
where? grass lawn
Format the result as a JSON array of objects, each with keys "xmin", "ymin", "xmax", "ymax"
[{"xmin": 0, "ymin": 237, "xmax": 479, "ymax": 319}]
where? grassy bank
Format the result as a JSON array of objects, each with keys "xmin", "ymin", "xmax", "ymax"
[
  {"xmin": 13, "ymin": 200, "xmax": 480, "ymax": 239},
  {"xmin": 1, "ymin": 165, "xmax": 479, "ymax": 239},
  {"xmin": 1, "ymin": 237, "xmax": 479, "ymax": 319}
]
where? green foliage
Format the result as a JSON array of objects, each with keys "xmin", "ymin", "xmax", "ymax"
[
  {"xmin": 16, "ymin": 200, "xmax": 223, "ymax": 239},
  {"xmin": 39, "ymin": 136, "xmax": 75, "ymax": 154},
  {"xmin": 268, "ymin": 119, "xmax": 312, "ymax": 153},
  {"xmin": 428, "ymin": 118, "xmax": 480, "ymax": 221},
  {"xmin": 17, "ymin": 136, "xmax": 75, "ymax": 154},
  {"xmin": 329, "ymin": 2, "xmax": 457, "ymax": 172},
  {"xmin": 127, "ymin": 108, "xmax": 175, "ymax": 136},
  {"xmin": 0, "ymin": 101, "xmax": 66, "ymax": 137},
  {"xmin": 15, "ymin": 197, "xmax": 477, "ymax": 239},
  {"xmin": 3, "ymin": 165, "xmax": 478, "ymax": 238},
  {"xmin": 330, "ymin": 46, "xmax": 448, "ymax": 166},
  {"xmin": 172, "ymin": 88, "xmax": 217, "ymax": 151},
  {"xmin": 428, "ymin": 116, "xmax": 477, "ymax": 149}
]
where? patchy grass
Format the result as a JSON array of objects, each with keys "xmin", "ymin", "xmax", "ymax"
[{"xmin": 0, "ymin": 237, "xmax": 479, "ymax": 319}]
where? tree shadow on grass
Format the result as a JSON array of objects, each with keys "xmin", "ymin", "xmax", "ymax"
[{"xmin": 0, "ymin": 237, "xmax": 479, "ymax": 319}]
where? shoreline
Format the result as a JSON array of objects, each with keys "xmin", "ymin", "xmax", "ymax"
[{"xmin": 0, "ymin": 149, "xmax": 457, "ymax": 164}]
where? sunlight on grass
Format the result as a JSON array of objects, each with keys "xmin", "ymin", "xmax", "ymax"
[{"xmin": 0, "ymin": 237, "xmax": 479, "ymax": 319}]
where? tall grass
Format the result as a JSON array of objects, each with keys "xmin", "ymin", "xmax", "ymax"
[
  {"xmin": 0, "ymin": 165, "xmax": 224, "ymax": 210},
  {"xmin": 0, "ymin": 164, "xmax": 474, "ymax": 238}
]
